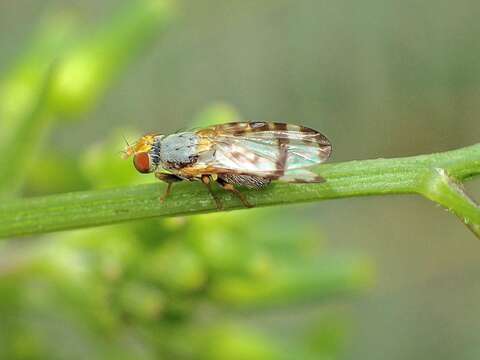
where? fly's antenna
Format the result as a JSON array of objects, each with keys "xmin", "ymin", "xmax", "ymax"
[
  {"xmin": 122, "ymin": 135, "xmax": 131, "ymax": 148},
  {"xmin": 121, "ymin": 135, "xmax": 134, "ymax": 159}
]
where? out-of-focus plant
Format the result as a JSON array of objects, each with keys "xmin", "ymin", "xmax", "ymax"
[{"xmin": 0, "ymin": 0, "xmax": 176, "ymax": 195}]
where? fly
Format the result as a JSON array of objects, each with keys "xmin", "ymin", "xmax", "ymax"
[{"xmin": 123, "ymin": 122, "xmax": 332, "ymax": 209}]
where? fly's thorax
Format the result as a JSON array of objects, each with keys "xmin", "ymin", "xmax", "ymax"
[{"xmin": 157, "ymin": 132, "xmax": 200, "ymax": 169}]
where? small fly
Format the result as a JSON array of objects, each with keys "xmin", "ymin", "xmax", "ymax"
[{"xmin": 123, "ymin": 122, "xmax": 332, "ymax": 209}]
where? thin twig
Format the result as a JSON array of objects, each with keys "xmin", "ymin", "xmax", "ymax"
[{"xmin": 0, "ymin": 143, "xmax": 478, "ymax": 239}]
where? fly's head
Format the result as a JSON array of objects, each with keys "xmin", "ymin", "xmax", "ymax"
[{"xmin": 122, "ymin": 133, "xmax": 163, "ymax": 174}]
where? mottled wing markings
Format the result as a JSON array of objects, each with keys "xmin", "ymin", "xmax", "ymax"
[
  {"xmin": 193, "ymin": 122, "xmax": 331, "ymax": 183},
  {"xmin": 275, "ymin": 123, "xmax": 289, "ymax": 177}
]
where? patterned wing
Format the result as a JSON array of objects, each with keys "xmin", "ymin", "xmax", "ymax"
[{"xmin": 194, "ymin": 122, "xmax": 331, "ymax": 182}]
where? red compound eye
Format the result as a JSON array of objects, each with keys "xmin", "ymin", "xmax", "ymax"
[{"xmin": 133, "ymin": 152, "xmax": 151, "ymax": 173}]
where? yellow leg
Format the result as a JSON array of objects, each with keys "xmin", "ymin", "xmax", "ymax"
[
  {"xmin": 219, "ymin": 182, "xmax": 254, "ymax": 208},
  {"xmin": 155, "ymin": 173, "xmax": 182, "ymax": 203},
  {"xmin": 201, "ymin": 175, "xmax": 223, "ymax": 210},
  {"xmin": 160, "ymin": 182, "xmax": 173, "ymax": 203}
]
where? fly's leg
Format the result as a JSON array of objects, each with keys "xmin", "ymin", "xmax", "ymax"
[
  {"xmin": 161, "ymin": 183, "xmax": 173, "ymax": 202},
  {"xmin": 201, "ymin": 175, "xmax": 223, "ymax": 210},
  {"xmin": 217, "ymin": 178, "xmax": 254, "ymax": 208},
  {"xmin": 155, "ymin": 173, "xmax": 183, "ymax": 202}
]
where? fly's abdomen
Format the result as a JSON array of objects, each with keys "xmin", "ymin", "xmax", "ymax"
[{"xmin": 218, "ymin": 174, "xmax": 271, "ymax": 189}]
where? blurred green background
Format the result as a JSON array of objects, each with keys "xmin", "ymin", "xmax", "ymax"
[{"xmin": 0, "ymin": 0, "xmax": 479, "ymax": 359}]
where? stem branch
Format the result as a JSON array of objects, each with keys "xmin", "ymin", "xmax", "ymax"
[{"xmin": 0, "ymin": 143, "xmax": 479, "ymax": 239}]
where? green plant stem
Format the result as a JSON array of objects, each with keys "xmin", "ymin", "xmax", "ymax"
[{"xmin": 0, "ymin": 143, "xmax": 479, "ymax": 239}]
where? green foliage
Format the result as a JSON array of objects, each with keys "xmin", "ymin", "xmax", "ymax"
[
  {"xmin": 0, "ymin": 0, "xmax": 175, "ymax": 195},
  {"xmin": 49, "ymin": 0, "xmax": 176, "ymax": 116}
]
